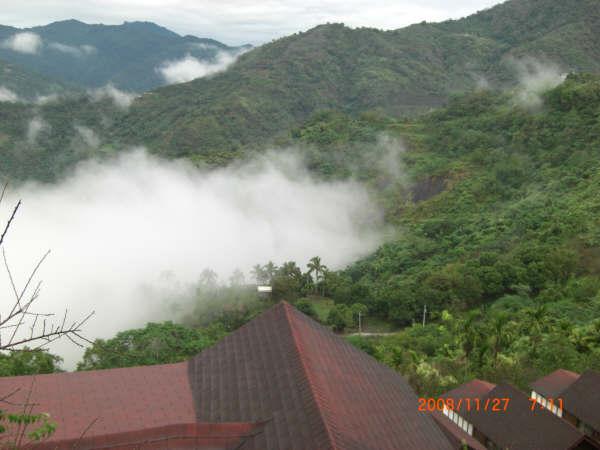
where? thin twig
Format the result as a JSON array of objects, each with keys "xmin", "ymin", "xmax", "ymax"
[
  {"xmin": 71, "ymin": 417, "xmax": 99, "ymax": 449},
  {"xmin": 0, "ymin": 200, "xmax": 20, "ymax": 248},
  {"xmin": 0, "ymin": 183, "xmax": 8, "ymax": 206}
]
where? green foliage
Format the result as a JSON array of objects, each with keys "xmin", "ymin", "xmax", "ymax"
[
  {"xmin": 0, "ymin": 93, "xmax": 125, "ymax": 182},
  {"xmin": 0, "ymin": 349, "xmax": 62, "ymax": 376},
  {"xmin": 294, "ymin": 300, "xmax": 319, "ymax": 320},
  {"xmin": 77, "ymin": 321, "xmax": 225, "ymax": 370},
  {"xmin": 0, "ymin": 58, "xmax": 67, "ymax": 99},
  {"xmin": 327, "ymin": 74, "xmax": 600, "ymax": 394},
  {"xmin": 0, "ymin": 410, "xmax": 57, "ymax": 447},
  {"xmin": 326, "ymin": 304, "xmax": 352, "ymax": 332}
]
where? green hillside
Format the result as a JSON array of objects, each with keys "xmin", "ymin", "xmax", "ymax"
[
  {"xmin": 304, "ymin": 73, "xmax": 600, "ymax": 393},
  {"xmin": 0, "ymin": 20, "xmax": 249, "ymax": 91},
  {"xmin": 110, "ymin": 0, "xmax": 600, "ymax": 161},
  {"xmin": 0, "ymin": 58, "xmax": 68, "ymax": 99},
  {"xmin": 0, "ymin": 94, "xmax": 125, "ymax": 181}
]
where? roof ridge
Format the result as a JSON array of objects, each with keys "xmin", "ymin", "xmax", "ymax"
[{"xmin": 281, "ymin": 302, "xmax": 338, "ymax": 450}]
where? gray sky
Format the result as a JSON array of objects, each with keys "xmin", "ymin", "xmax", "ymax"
[{"xmin": 1, "ymin": 0, "xmax": 503, "ymax": 46}]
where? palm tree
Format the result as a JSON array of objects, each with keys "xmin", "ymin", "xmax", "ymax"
[
  {"xmin": 200, "ymin": 268, "xmax": 218, "ymax": 288},
  {"xmin": 280, "ymin": 261, "xmax": 302, "ymax": 279},
  {"xmin": 525, "ymin": 304, "xmax": 548, "ymax": 356},
  {"xmin": 229, "ymin": 268, "xmax": 245, "ymax": 287},
  {"xmin": 458, "ymin": 310, "xmax": 483, "ymax": 378},
  {"xmin": 307, "ymin": 256, "xmax": 327, "ymax": 295},
  {"xmin": 251, "ymin": 264, "xmax": 266, "ymax": 285},
  {"xmin": 489, "ymin": 313, "xmax": 514, "ymax": 366},
  {"xmin": 263, "ymin": 261, "xmax": 278, "ymax": 284}
]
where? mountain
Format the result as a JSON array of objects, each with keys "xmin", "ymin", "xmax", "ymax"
[
  {"xmin": 0, "ymin": 93, "xmax": 125, "ymax": 181},
  {"xmin": 0, "ymin": 57, "xmax": 70, "ymax": 99},
  {"xmin": 0, "ymin": 20, "xmax": 250, "ymax": 91},
  {"xmin": 110, "ymin": 0, "xmax": 600, "ymax": 160}
]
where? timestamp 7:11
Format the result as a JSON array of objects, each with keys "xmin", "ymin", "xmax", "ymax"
[{"xmin": 529, "ymin": 397, "xmax": 563, "ymax": 411}]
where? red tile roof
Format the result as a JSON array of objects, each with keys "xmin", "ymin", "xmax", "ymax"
[
  {"xmin": 441, "ymin": 379, "xmax": 496, "ymax": 404},
  {"xmin": 431, "ymin": 411, "xmax": 487, "ymax": 450},
  {"xmin": 0, "ymin": 302, "xmax": 455, "ymax": 450},
  {"xmin": 0, "ymin": 362, "xmax": 197, "ymax": 443},
  {"xmin": 463, "ymin": 384, "xmax": 588, "ymax": 450},
  {"xmin": 188, "ymin": 301, "xmax": 455, "ymax": 450},
  {"xmin": 530, "ymin": 369, "xmax": 580, "ymax": 398},
  {"xmin": 29, "ymin": 422, "xmax": 267, "ymax": 450},
  {"xmin": 560, "ymin": 371, "xmax": 600, "ymax": 432}
]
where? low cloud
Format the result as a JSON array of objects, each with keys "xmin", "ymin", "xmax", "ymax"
[
  {"xmin": 1, "ymin": 149, "xmax": 386, "ymax": 368},
  {"xmin": 189, "ymin": 42, "xmax": 217, "ymax": 51},
  {"xmin": 509, "ymin": 57, "xmax": 567, "ymax": 108},
  {"xmin": 35, "ymin": 93, "xmax": 60, "ymax": 105},
  {"xmin": 0, "ymin": 86, "xmax": 19, "ymax": 103},
  {"xmin": 157, "ymin": 50, "xmax": 243, "ymax": 84},
  {"xmin": 26, "ymin": 116, "xmax": 50, "ymax": 143},
  {"xmin": 89, "ymin": 83, "xmax": 136, "ymax": 109},
  {"xmin": 74, "ymin": 125, "xmax": 100, "ymax": 148},
  {"xmin": 2, "ymin": 32, "xmax": 43, "ymax": 54},
  {"xmin": 48, "ymin": 42, "xmax": 97, "ymax": 57}
]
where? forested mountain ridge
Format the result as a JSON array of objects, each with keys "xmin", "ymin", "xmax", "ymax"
[
  {"xmin": 110, "ymin": 0, "xmax": 600, "ymax": 161},
  {"xmin": 0, "ymin": 57, "xmax": 69, "ymax": 99},
  {"xmin": 0, "ymin": 20, "xmax": 249, "ymax": 91}
]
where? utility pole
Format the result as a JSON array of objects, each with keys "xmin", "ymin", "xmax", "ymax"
[
  {"xmin": 422, "ymin": 304, "xmax": 427, "ymax": 327},
  {"xmin": 358, "ymin": 311, "xmax": 363, "ymax": 335}
]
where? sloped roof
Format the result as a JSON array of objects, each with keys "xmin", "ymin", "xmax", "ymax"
[
  {"xmin": 0, "ymin": 302, "xmax": 455, "ymax": 450},
  {"xmin": 530, "ymin": 369, "xmax": 580, "ymax": 398},
  {"xmin": 431, "ymin": 411, "xmax": 487, "ymax": 450},
  {"xmin": 29, "ymin": 422, "xmax": 267, "ymax": 450},
  {"xmin": 188, "ymin": 301, "xmax": 455, "ymax": 450},
  {"xmin": 560, "ymin": 371, "xmax": 600, "ymax": 431},
  {"xmin": 441, "ymin": 379, "xmax": 496, "ymax": 403},
  {"xmin": 0, "ymin": 362, "xmax": 198, "ymax": 443},
  {"xmin": 464, "ymin": 384, "xmax": 586, "ymax": 450}
]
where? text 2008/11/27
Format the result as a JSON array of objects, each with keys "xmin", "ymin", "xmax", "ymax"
[{"xmin": 418, "ymin": 397, "xmax": 511, "ymax": 412}]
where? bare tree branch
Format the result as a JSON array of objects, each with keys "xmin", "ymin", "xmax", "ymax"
[
  {"xmin": 0, "ymin": 199, "xmax": 20, "ymax": 249},
  {"xmin": 71, "ymin": 417, "xmax": 99, "ymax": 450},
  {"xmin": 0, "ymin": 186, "xmax": 94, "ymax": 354}
]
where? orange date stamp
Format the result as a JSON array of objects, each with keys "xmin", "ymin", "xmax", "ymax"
[
  {"xmin": 418, "ymin": 397, "xmax": 510, "ymax": 412},
  {"xmin": 529, "ymin": 397, "xmax": 564, "ymax": 411}
]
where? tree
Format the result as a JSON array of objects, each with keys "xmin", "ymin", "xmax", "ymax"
[
  {"xmin": 307, "ymin": 256, "xmax": 327, "ymax": 295},
  {"xmin": 77, "ymin": 321, "xmax": 225, "ymax": 371},
  {"xmin": 251, "ymin": 264, "xmax": 266, "ymax": 284},
  {"xmin": 0, "ymin": 348, "xmax": 62, "ymax": 377},
  {"xmin": 488, "ymin": 313, "xmax": 515, "ymax": 367},
  {"xmin": 263, "ymin": 261, "xmax": 278, "ymax": 284},
  {"xmin": 350, "ymin": 303, "xmax": 368, "ymax": 328},
  {"xmin": 229, "ymin": 268, "xmax": 245, "ymax": 287},
  {"xmin": 200, "ymin": 268, "xmax": 218, "ymax": 288},
  {"xmin": 278, "ymin": 261, "xmax": 302, "ymax": 279},
  {"xmin": 326, "ymin": 305, "xmax": 351, "ymax": 332},
  {"xmin": 295, "ymin": 300, "xmax": 318, "ymax": 320}
]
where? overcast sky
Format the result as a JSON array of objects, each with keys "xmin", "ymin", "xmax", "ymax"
[{"xmin": 1, "ymin": 0, "xmax": 504, "ymax": 45}]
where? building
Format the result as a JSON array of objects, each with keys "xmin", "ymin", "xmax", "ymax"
[
  {"xmin": 436, "ymin": 379, "xmax": 599, "ymax": 450},
  {"xmin": 531, "ymin": 370, "xmax": 600, "ymax": 444},
  {"xmin": 0, "ymin": 302, "xmax": 456, "ymax": 450},
  {"xmin": 530, "ymin": 369, "xmax": 580, "ymax": 417}
]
